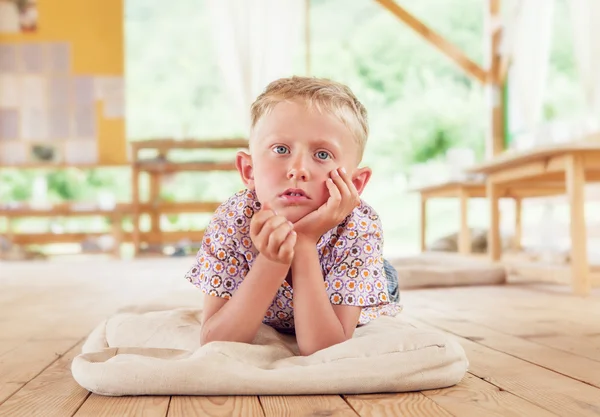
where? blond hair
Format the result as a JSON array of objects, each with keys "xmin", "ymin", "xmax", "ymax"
[{"xmin": 250, "ymin": 76, "xmax": 369, "ymax": 161}]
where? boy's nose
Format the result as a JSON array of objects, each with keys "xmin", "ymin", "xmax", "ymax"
[
  {"xmin": 287, "ymin": 166, "xmax": 308, "ymax": 181},
  {"xmin": 287, "ymin": 157, "xmax": 309, "ymax": 181}
]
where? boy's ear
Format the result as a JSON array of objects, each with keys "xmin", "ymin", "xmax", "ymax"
[
  {"xmin": 236, "ymin": 151, "xmax": 255, "ymax": 190},
  {"xmin": 352, "ymin": 166, "xmax": 372, "ymax": 196}
]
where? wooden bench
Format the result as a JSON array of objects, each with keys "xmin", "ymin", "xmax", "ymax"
[{"xmin": 413, "ymin": 180, "xmax": 565, "ymax": 255}]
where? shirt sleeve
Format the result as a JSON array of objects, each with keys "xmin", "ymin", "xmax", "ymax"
[
  {"xmin": 324, "ymin": 209, "xmax": 390, "ymax": 307},
  {"xmin": 184, "ymin": 214, "xmax": 249, "ymax": 300}
]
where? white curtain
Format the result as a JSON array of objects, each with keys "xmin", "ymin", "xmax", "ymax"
[
  {"xmin": 569, "ymin": 0, "xmax": 600, "ymax": 133},
  {"xmin": 206, "ymin": 0, "xmax": 305, "ymax": 134},
  {"xmin": 503, "ymin": 0, "xmax": 555, "ymax": 149}
]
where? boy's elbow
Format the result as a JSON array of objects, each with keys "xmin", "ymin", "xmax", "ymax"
[
  {"xmin": 298, "ymin": 335, "xmax": 349, "ymax": 356},
  {"xmin": 200, "ymin": 325, "xmax": 254, "ymax": 346}
]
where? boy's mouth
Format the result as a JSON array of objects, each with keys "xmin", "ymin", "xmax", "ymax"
[{"xmin": 279, "ymin": 188, "xmax": 310, "ymax": 203}]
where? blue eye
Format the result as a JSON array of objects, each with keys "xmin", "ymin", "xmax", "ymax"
[
  {"xmin": 316, "ymin": 151, "xmax": 331, "ymax": 160},
  {"xmin": 273, "ymin": 146, "xmax": 289, "ymax": 154}
]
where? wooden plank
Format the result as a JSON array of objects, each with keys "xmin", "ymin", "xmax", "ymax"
[
  {"xmin": 132, "ymin": 138, "xmax": 248, "ymax": 151},
  {"xmin": 422, "ymin": 373, "xmax": 560, "ymax": 417},
  {"xmin": 420, "ymin": 196, "xmax": 427, "ymax": 251},
  {"xmin": 488, "ymin": 160, "xmax": 549, "ymax": 184},
  {"xmin": 259, "ymin": 395, "xmax": 358, "ymax": 417},
  {"xmin": 413, "ymin": 182, "xmax": 485, "ymax": 198},
  {"xmin": 0, "ymin": 203, "xmax": 132, "ymax": 217},
  {"xmin": 344, "ymin": 392, "xmax": 454, "ymax": 417},
  {"xmin": 0, "ymin": 339, "xmax": 79, "ymax": 404},
  {"xmin": 135, "ymin": 161, "xmax": 236, "ymax": 173},
  {"xmin": 401, "ymin": 315, "xmax": 600, "ymax": 417},
  {"xmin": 132, "ymin": 164, "xmax": 141, "ymax": 257},
  {"xmin": 0, "ymin": 341, "xmax": 89, "ymax": 416},
  {"xmin": 74, "ymin": 395, "xmax": 170, "ymax": 417},
  {"xmin": 168, "ymin": 396, "xmax": 264, "ymax": 417},
  {"xmin": 458, "ymin": 189, "xmax": 470, "ymax": 254},
  {"xmin": 0, "ymin": 340, "xmax": 22, "ymax": 357},
  {"xmin": 506, "ymin": 262, "xmax": 600, "ymax": 288},
  {"xmin": 0, "ymin": 384, "xmax": 25, "ymax": 405},
  {"xmin": 11, "ymin": 230, "xmax": 206, "ymax": 246},
  {"xmin": 525, "ymin": 334, "xmax": 600, "ymax": 363},
  {"xmin": 404, "ymin": 286, "xmax": 600, "ymax": 360},
  {"xmin": 566, "ymin": 154, "xmax": 591, "ymax": 295},
  {"xmin": 487, "ymin": 180, "xmax": 501, "ymax": 261},
  {"xmin": 513, "ymin": 198, "xmax": 522, "ymax": 250},
  {"xmin": 149, "ymin": 172, "xmax": 161, "ymax": 233},
  {"xmin": 374, "ymin": 0, "xmax": 487, "ymax": 83},
  {"xmin": 507, "ymin": 186, "xmax": 565, "ymax": 198},
  {"xmin": 467, "ymin": 139, "xmax": 600, "ymax": 175},
  {"xmin": 406, "ymin": 286, "xmax": 600, "ymax": 337},
  {"xmin": 485, "ymin": 0, "xmax": 504, "ymax": 156},
  {"xmin": 406, "ymin": 304, "xmax": 600, "ymax": 388},
  {"xmin": 142, "ymin": 201, "xmax": 222, "ymax": 214}
]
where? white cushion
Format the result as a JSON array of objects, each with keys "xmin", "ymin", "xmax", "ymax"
[{"xmin": 71, "ymin": 306, "xmax": 468, "ymax": 396}]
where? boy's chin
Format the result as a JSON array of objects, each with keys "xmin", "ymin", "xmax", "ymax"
[{"xmin": 278, "ymin": 206, "xmax": 314, "ymax": 224}]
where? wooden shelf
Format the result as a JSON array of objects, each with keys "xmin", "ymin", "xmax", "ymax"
[
  {"xmin": 0, "ymin": 138, "xmax": 242, "ymax": 258},
  {"xmin": 131, "ymin": 138, "xmax": 248, "ymax": 151},
  {"xmin": 130, "ymin": 138, "xmax": 244, "ymax": 257},
  {"xmin": 10, "ymin": 230, "xmax": 206, "ymax": 246},
  {"xmin": 0, "ymin": 201, "xmax": 221, "ymax": 217},
  {"xmin": 135, "ymin": 160, "xmax": 237, "ymax": 173}
]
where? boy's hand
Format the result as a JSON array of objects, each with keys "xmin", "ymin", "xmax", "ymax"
[
  {"xmin": 293, "ymin": 167, "xmax": 360, "ymax": 245},
  {"xmin": 250, "ymin": 201, "xmax": 297, "ymax": 264}
]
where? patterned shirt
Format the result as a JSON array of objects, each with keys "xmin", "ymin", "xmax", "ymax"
[{"xmin": 184, "ymin": 189, "xmax": 401, "ymax": 331}]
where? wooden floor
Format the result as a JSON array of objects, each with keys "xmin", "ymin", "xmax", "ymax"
[{"xmin": 1, "ymin": 257, "xmax": 600, "ymax": 417}]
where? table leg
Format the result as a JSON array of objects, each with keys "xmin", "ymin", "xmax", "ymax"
[
  {"xmin": 149, "ymin": 172, "xmax": 160, "ymax": 233},
  {"xmin": 487, "ymin": 180, "xmax": 501, "ymax": 261},
  {"xmin": 420, "ymin": 196, "xmax": 427, "ymax": 252},
  {"xmin": 459, "ymin": 189, "xmax": 471, "ymax": 254},
  {"xmin": 566, "ymin": 154, "xmax": 590, "ymax": 296},
  {"xmin": 111, "ymin": 213, "xmax": 122, "ymax": 259},
  {"xmin": 514, "ymin": 198, "xmax": 522, "ymax": 251},
  {"xmin": 132, "ymin": 166, "xmax": 140, "ymax": 257}
]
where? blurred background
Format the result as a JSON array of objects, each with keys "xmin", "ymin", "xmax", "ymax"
[{"xmin": 0, "ymin": 0, "xmax": 598, "ymax": 260}]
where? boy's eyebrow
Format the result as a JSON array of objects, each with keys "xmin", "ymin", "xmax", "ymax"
[
  {"xmin": 263, "ymin": 135, "xmax": 342, "ymax": 149},
  {"xmin": 308, "ymin": 137, "xmax": 343, "ymax": 152}
]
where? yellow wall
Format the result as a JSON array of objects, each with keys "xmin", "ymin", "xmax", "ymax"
[{"xmin": 0, "ymin": 0, "xmax": 126, "ymax": 165}]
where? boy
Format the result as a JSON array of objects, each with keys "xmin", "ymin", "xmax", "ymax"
[{"xmin": 185, "ymin": 76, "xmax": 401, "ymax": 356}]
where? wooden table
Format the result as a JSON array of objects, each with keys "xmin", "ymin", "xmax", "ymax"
[{"xmin": 468, "ymin": 141, "xmax": 600, "ymax": 296}]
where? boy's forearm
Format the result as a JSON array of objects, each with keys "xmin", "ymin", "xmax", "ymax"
[
  {"xmin": 291, "ymin": 239, "xmax": 346, "ymax": 356},
  {"xmin": 201, "ymin": 255, "xmax": 289, "ymax": 345}
]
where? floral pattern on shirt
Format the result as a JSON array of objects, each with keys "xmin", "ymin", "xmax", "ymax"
[{"xmin": 185, "ymin": 189, "xmax": 401, "ymax": 331}]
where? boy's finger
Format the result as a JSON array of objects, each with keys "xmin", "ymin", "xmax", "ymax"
[
  {"xmin": 251, "ymin": 208, "xmax": 275, "ymax": 237},
  {"xmin": 266, "ymin": 220, "xmax": 293, "ymax": 251},
  {"xmin": 261, "ymin": 215, "xmax": 289, "ymax": 241},
  {"xmin": 279, "ymin": 229, "xmax": 297, "ymax": 261}
]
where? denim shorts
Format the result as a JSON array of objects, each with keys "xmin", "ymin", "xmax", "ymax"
[{"xmin": 383, "ymin": 258, "xmax": 400, "ymax": 303}]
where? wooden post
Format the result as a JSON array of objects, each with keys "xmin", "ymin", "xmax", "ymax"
[
  {"xmin": 566, "ymin": 154, "xmax": 590, "ymax": 296},
  {"xmin": 149, "ymin": 172, "xmax": 160, "ymax": 233},
  {"xmin": 131, "ymin": 163, "xmax": 140, "ymax": 257},
  {"xmin": 305, "ymin": 0, "xmax": 311, "ymax": 75},
  {"xmin": 513, "ymin": 198, "xmax": 522, "ymax": 250},
  {"xmin": 485, "ymin": 0, "xmax": 505, "ymax": 158},
  {"xmin": 458, "ymin": 189, "xmax": 471, "ymax": 254},
  {"xmin": 487, "ymin": 180, "xmax": 501, "ymax": 261},
  {"xmin": 420, "ymin": 196, "xmax": 427, "ymax": 252},
  {"xmin": 111, "ymin": 213, "xmax": 122, "ymax": 259}
]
